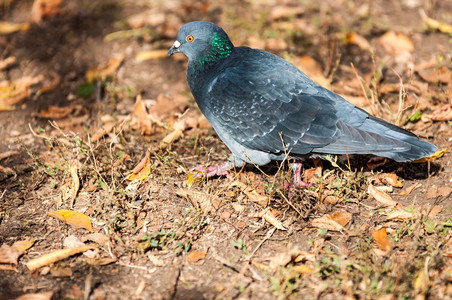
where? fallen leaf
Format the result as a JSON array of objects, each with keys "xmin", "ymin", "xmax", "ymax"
[
  {"xmin": 386, "ymin": 205, "xmax": 417, "ymax": 221},
  {"xmin": 82, "ymin": 233, "xmax": 110, "ymax": 246},
  {"xmin": 420, "ymin": 9, "xmax": 452, "ymax": 34},
  {"xmin": 413, "ymin": 148, "xmax": 448, "ymax": 163},
  {"xmin": 230, "ymin": 181, "xmax": 268, "ymax": 207},
  {"xmin": 426, "ymin": 205, "xmax": 442, "ymax": 218},
  {"xmin": 136, "ymin": 50, "xmax": 169, "ymax": 61},
  {"xmin": 91, "ymin": 122, "xmax": 116, "ymax": 142},
  {"xmin": 47, "ymin": 210, "xmax": 94, "ymax": 232},
  {"xmin": 65, "ymin": 160, "xmax": 80, "ymax": 208},
  {"xmin": 37, "ymin": 71, "xmax": 60, "ymax": 94},
  {"xmin": 0, "ymin": 56, "xmax": 16, "ymax": 71},
  {"xmin": 269, "ymin": 248, "xmax": 307, "ymax": 268},
  {"xmin": 126, "ymin": 161, "xmax": 152, "ymax": 181},
  {"xmin": 417, "ymin": 66, "xmax": 451, "ymax": 84},
  {"xmin": 30, "ymin": 0, "xmax": 63, "ymax": 23},
  {"xmin": 175, "ymin": 189, "xmax": 218, "ymax": 214},
  {"xmin": 38, "ymin": 105, "xmax": 82, "ymax": 119},
  {"xmin": 186, "ymin": 171, "xmax": 204, "ymax": 187},
  {"xmin": 378, "ymin": 31, "xmax": 414, "ymax": 55},
  {"xmin": 0, "ymin": 21, "xmax": 29, "ymax": 35},
  {"xmin": 426, "ymin": 185, "xmax": 452, "ymax": 199},
  {"xmin": 311, "ymin": 214, "xmax": 345, "ymax": 232},
  {"xmin": 85, "ymin": 55, "xmax": 124, "ymax": 83},
  {"xmin": 399, "ymin": 183, "xmax": 421, "ymax": 196},
  {"xmin": 372, "ymin": 173, "xmax": 403, "ymax": 188},
  {"xmin": 345, "ymin": 32, "xmax": 371, "ymax": 51},
  {"xmin": 373, "ymin": 227, "xmax": 392, "ymax": 251},
  {"xmin": 63, "ymin": 235, "xmax": 86, "ymax": 249},
  {"xmin": 368, "ymin": 184, "xmax": 397, "ymax": 207},
  {"xmin": 0, "ymin": 239, "xmax": 34, "ymax": 264},
  {"xmin": 329, "ymin": 211, "xmax": 352, "ymax": 227},
  {"xmin": 131, "ymin": 95, "xmax": 152, "ymax": 135},
  {"xmin": 26, "ymin": 246, "xmax": 95, "ymax": 272},
  {"xmin": 292, "ymin": 264, "xmax": 314, "ymax": 274},
  {"xmin": 0, "ymin": 75, "xmax": 44, "ymax": 108},
  {"xmin": 186, "ymin": 249, "xmax": 207, "ymax": 263},
  {"xmin": 428, "ymin": 104, "xmax": 452, "ymax": 122},
  {"xmin": 249, "ymin": 208, "xmax": 286, "ymax": 230}
]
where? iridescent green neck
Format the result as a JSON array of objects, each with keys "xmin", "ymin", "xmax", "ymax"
[{"xmin": 197, "ymin": 33, "xmax": 233, "ymax": 66}]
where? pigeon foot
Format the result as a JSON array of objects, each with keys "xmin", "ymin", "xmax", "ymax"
[{"xmin": 195, "ymin": 163, "xmax": 234, "ymax": 180}]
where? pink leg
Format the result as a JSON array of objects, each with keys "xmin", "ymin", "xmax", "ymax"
[
  {"xmin": 284, "ymin": 162, "xmax": 312, "ymax": 197},
  {"xmin": 195, "ymin": 162, "xmax": 233, "ymax": 180}
]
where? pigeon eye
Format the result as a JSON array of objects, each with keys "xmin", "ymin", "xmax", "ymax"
[{"xmin": 186, "ymin": 35, "xmax": 195, "ymax": 42}]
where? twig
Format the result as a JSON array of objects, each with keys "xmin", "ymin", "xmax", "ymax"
[{"xmin": 247, "ymin": 227, "xmax": 276, "ymax": 261}]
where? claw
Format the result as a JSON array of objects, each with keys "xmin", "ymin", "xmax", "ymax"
[{"xmin": 194, "ymin": 162, "xmax": 233, "ymax": 180}]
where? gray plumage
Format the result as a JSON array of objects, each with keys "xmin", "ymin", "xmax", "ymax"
[{"xmin": 168, "ymin": 21, "xmax": 437, "ymax": 168}]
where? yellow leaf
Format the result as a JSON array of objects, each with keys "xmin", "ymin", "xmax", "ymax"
[
  {"xmin": 186, "ymin": 171, "xmax": 204, "ymax": 187},
  {"xmin": 413, "ymin": 148, "xmax": 448, "ymax": 163},
  {"xmin": 368, "ymin": 184, "xmax": 397, "ymax": 207},
  {"xmin": 373, "ymin": 227, "xmax": 392, "ymax": 251},
  {"xmin": 47, "ymin": 210, "xmax": 93, "ymax": 232},
  {"xmin": 126, "ymin": 162, "xmax": 151, "ymax": 181},
  {"xmin": 420, "ymin": 9, "xmax": 452, "ymax": 34},
  {"xmin": 136, "ymin": 50, "xmax": 169, "ymax": 61},
  {"xmin": 0, "ymin": 21, "xmax": 29, "ymax": 35},
  {"xmin": 292, "ymin": 264, "xmax": 313, "ymax": 274}
]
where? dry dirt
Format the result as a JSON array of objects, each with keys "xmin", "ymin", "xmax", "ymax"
[{"xmin": 0, "ymin": 0, "xmax": 451, "ymax": 299}]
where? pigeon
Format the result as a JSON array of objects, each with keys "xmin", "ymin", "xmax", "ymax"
[{"xmin": 168, "ymin": 21, "xmax": 437, "ymax": 181}]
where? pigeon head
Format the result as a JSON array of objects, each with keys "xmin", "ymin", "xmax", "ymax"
[{"xmin": 168, "ymin": 21, "xmax": 234, "ymax": 65}]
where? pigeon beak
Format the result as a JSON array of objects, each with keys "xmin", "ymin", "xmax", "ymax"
[{"xmin": 168, "ymin": 40, "xmax": 181, "ymax": 56}]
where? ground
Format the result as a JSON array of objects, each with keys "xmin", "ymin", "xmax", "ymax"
[{"xmin": 0, "ymin": 0, "xmax": 451, "ymax": 299}]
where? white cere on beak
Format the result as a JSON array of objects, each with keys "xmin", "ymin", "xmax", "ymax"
[{"xmin": 172, "ymin": 40, "xmax": 181, "ymax": 48}]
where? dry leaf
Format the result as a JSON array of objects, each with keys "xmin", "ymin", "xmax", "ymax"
[
  {"xmin": 420, "ymin": 9, "xmax": 452, "ymax": 34},
  {"xmin": 82, "ymin": 233, "xmax": 110, "ymax": 246},
  {"xmin": 292, "ymin": 264, "xmax": 314, "ymax": 274},
  {"xmin": 186, "ymin": 249, "xmax": 207, "ymax": 263},
  {"xmin": 26, "ymin": 246, "xmax": 95, "ymax": 272},
  {"xmin": 47, "ymin": 210, "xmax": 94, "ymax": 232},
  {"xmin": 368, "ymin": 184, "xmax": 397, "ymax": 207},
  {"xmin": 126, "ymin": 160, "xmax": 151, "ymax": 181},
  {"xmin": 136, "ymin": 50, "xmax": 168, "ymax": 61},
  {"xmin": 373, "ymin": 227, "xmax": 392, "ymax": 251},
  {"xmin": 269, "ymin": 248, "xmax": 306, "ymax": 268},
  {"xmin": 386, "ymin": 205, "xmax": 417, "ymax": 221},
  {"xmin": 175, "ymin": 189, "xmax": 218, "ymax": 214},
  {"xmin": 0, "ymin": 56, "xmax": 16, "ymax": 71},
  {"xmin": 378, "ymin": 31, "xmax": 414, "ymax": 55},
  {"xmin": 428, "ymin": 104, "xmax": 452, "ymax": 122},
  {"xmin": 131, "ymin": 95, "xmax": 152, "ymax": 135},
  {"xmin": 417, "ymin": 66, "xmax": 451, "ymax": 84},
  {"xmin": 38, "ymin": 105, "xmax": 82, "ymax": 119},
  {"xmin": 186, "ymin": 171, "xmax": 204, "ymax": 187},
  {"xmin": 249, "ymin": 208, "xmax": 286, "ymax": 230},
  {"xmin": 230, "ymin": 181, "xmax": 268, "ymax": 207},
  {"xmin": 399, "ymin": 183, "xmax": 421, "ymax": 196},
  {"xmin": 37, "ymin": 71, "xmax": 60, "ymax": 94},
  {"xmin": 426, "ymin": 205, "xmax": 442, "ymax": 218},
  {"xmin": 86, "ymin": 55, "xmax": 124, "ymax": 83},
  {"xmin": 65, "ymin": 160, "xmax": 80, "ymax": 207},
  {"xmin": 0, "ymin": 239, "xmax": 34, "ymax": 264},
  {"xmin": 329, "ymin": 211, "xmax": 352, "ymax": 227},
  {"xmin": 311, "ymin": 214, "xmax": 345, "ymax": 231},
  {"xmin": 0, "ymin": 21, "xmax": 29, "ymax": 35},
  {"xmin": 426, "ymin": 185, "xmax": 452, "ymax": 199},
  {"xmin": 413, "ymin": 148, "xmax": 448, "ymax": 163},
  {"xmin": 30, "ymin": 0, "xmax": 63, "ymax": 23},
  {"xmin": 414, "ymin": 257, "xmax": 430, "ymax": 296},
  {"xmin": 91, "ymin": 122, "xmax": 115, "ymax": 142},
  {"xmin": 373, "ymin": 173, "xmax": 403, "ymax": 188},
  {"xmin": 346, "ymin": 32, "xmax": 371, "ymax": 51},
  {"xmin": 0, "ymin": 75, "xmax": 44, "ymax": 108}
]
